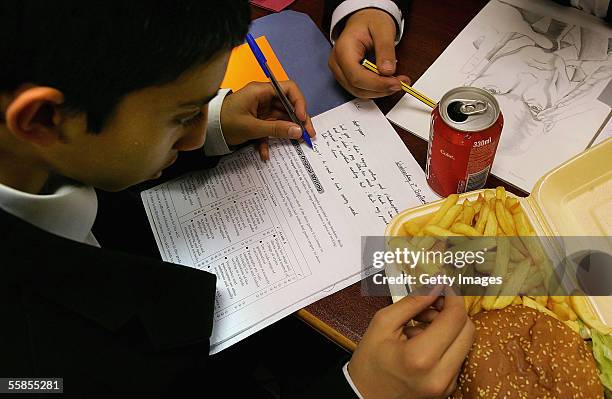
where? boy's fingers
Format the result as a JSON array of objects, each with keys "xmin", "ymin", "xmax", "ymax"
[
  {"xmin": 410, "ymin": 293, "xmax": 469, "ymax": 359},
  {"xmin": 303, "ymin": 115, "xmax": 316, "ymax": 138},
  {"xmin": 340, "ymin": 59, "xmax": 400, "ymax": 93},
  {"xmin": 252, "ymin": 119, "xmax": 303, "ymax": 140},
  {"xmin": 372, "ymin": 285, "xmax": 445, "ymax": 332},
  {"xmin": 264, "ymin": 108, "xmax": 315, "ymax": 138},
  {"xmin": 257, "ymin": 138, "xmax": 270, "ymax": 161},
  {"xmin": 433, "ymin": 296, "xmax": 444, "ymax": 311},
  {"xmin": 402, "ymin": 325, "xmax": 425, "ymax": 339},
  {"xmin": 249, "ymin": 81, "xmax": 315, "ymax": 140},
  {"xmin": 329, "ymin": 56, "xmax": 372, "ymax": 98},
  {"xmin": 441, "ymin": 371, "xmax": 461, "ymax": 399},
  {"xmin": 273, "ymin": 81, "xmax": 316, "ymax": 138},
  {"xmin": 370, "ymin": 17, "xmax": 397, "ymax": 76},
  {"xmin": 246, "ymin": 80, "xmax": 309, "ymax": 124},
  {"xmin": 413, "ymin": 308, "xmax": 440, "ymax": 323},
  {"xmin": 333, "ymin": 40, "xmax": 401, "ymax": 94},
  {"xmin": 277, "ymin": 80, "xmax": 308, "ymax": 122},
  {"xmin": 397, "ymin": 75, "xmax": 412, "ymax": 86},
  {"xmin": 435, "ymin": 319, "xmax": 474, "ymax": 384},
  {"xmin": 329, "ymin": 53, "xmax": 395, "ymax": 98}
]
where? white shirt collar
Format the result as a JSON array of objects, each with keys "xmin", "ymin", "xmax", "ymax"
[{"xmin": 0, "ymin": 181, "xmax": 99, "ymax": 245}]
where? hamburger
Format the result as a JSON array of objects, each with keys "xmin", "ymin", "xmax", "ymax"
[{"xmin": 453, "ymin": 305, "xmax": 603, "ymax": 398}]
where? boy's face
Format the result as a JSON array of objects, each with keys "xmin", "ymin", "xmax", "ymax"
[{"xmin": 46, "ymin": 50, "xmax": 230, "ymax": 191}]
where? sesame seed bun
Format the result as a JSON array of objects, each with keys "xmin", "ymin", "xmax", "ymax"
[{"xmin": 452, "ymin": 305, "xmax": 603, "ymax": 399}]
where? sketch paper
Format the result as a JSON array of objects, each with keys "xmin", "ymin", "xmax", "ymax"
[
  {"xmin": 141, "ymin": 100, "xmax": 438, "ymax": 353},
  {"xmin": 387, "ymin": 0, "xmax": 612, "ymax": 192}
]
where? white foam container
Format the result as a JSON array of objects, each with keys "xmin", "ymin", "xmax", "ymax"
[{"xmin": 385, "ymin": 139, "xmax": 612, "ymax": 326}]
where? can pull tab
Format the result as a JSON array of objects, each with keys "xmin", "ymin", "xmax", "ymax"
[{"xmin": 458, "ymin": 100, "xmax": 488, "ymax": 115}]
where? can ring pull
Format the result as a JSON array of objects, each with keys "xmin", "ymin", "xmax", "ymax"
[{"xmin": 457, "ymin": 99, "xmax": 488, "ymax": 115}]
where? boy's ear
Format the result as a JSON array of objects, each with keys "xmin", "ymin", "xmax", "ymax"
[{"xmin": 5, "ymin": 86, "xmax": 65, "ymax": 147}]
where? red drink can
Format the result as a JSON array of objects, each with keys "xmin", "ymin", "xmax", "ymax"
[{"xmin": 426, "ymin": 87, "xmax": 504, "ymax": 196}]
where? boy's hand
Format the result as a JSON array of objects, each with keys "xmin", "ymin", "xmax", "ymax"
[
  {"xmin": 328, "ymin": 8, "xmax": 410, "ymax": 98},
  {"xmin": 220, "ymin": 81, "xmax": 316, "ymax": 161},
  {"xmin": 348, "ymin": 287, "xmax": 474, "ymax": 399}
]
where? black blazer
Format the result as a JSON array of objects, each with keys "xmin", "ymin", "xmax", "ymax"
[
  {"xmin": 323, "ymin": 0, "xmax": 411, "ymax": 36},
  {"xmin": 1, "ymin": 207, "xmax": 217, "ymax": 397},
  {"xmin": 0, "ymin": 207, "xmax": 356, "ymax": 398}
]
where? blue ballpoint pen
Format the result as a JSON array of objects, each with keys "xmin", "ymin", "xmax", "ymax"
[{"xmin": 245, "ymin": 33, "xmax": 313, "ymax": 148}]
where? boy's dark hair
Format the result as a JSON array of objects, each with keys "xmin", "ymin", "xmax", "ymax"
[{"xmin": 0, "ymin": 1, "xmax": 250, "ymax": 132}]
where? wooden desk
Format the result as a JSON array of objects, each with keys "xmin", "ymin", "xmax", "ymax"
[{"xmin": 251, "ymin": 0, "xmax": 528, "ymax": 352}]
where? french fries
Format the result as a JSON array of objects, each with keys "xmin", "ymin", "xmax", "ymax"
[
  {"xmin": 509, "ymin": 243, "xmax": 526, "ymax": 262},
  {"xmin": 395, "ymin": 186, "xmax": 611, "ymax": 339},
  {"xmin": 505, "ymin": 197, "xmax": 518, "ymax": 210},
  {"xmin": 483, "ymin": 210, "xmax": 498, "ymax": 236},
  {"xmin": 469, "ymin": 297, "xmax": 483, "ymax": 316},
  {"xmin": 495, "ymin": 199, "xmax": 516, "ymax": 235},
  {"xmin": 551, "ymin": 302, "xmax": 576, "ymax": 321},
  {"xmin": 427, "ymin": 194, "xmax": 458, "ymax": 226},
  {"xmin": 474, "ymin": 204, "xmax": 489, "ymax": 234},
  {"xmin": 535, "ymin": 296, "xmax": 548, "ymax": 307},
  {"xmin": 423, "ymin": 225, "xmax": 461, "ymax": 237},
  {"xmin": 450, "ymin": 223, "xmax": 482, "ymax": 237},
  {"xmin": 401, "ymin": 221, "xmax": 421, "ymax": 236},
  {"xmin": 475, "ymin": 261, "xmax": 494, "ymax": 274},
  {"xmin": 570, "ymin": 294, "xmax": 612, "ymax": 335},
  {"xmin": 521, "ymin": 267, "xmax": 544, "ymax": 292},
  {"xmin": 495, "ymin": 186, "xmax": 506, "ymax": 201},
  {"xmin": 438, "ymin": 204, "xmax": 463, "ymax": 229},
  {"xmin": 462, "ymin": 205, "xmax": 475, "ymax": 226},
  {"xmin": 463, "ymin": 296, "xmax": 475, "ymax": 312},
  {"xmin": 495, "ymin": 258, "xmax": 531, "ymax": 302},
  {"xmin": 523, "ymin": 296, "xmax": 560, "ymax": 319}
]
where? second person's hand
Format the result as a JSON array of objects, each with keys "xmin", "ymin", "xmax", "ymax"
[{"xmin": 328, "ymin": 8, "xmax": 410, "ymax": 99}]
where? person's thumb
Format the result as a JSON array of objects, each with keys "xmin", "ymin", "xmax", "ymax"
[
  {"xmin": 371, "ymin": 17, "xmax": 397, "ymax": 76},
  {"xmin": 253, "ymin": 119, "xmax": 303, "ymax": 140},
  {"xmin": 374, "ymin": 285, "xmax": 445, "ymax": 332}
]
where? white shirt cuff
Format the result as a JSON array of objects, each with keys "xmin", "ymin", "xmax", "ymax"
[
  {"xmin": 330, "ymin": 0, "xmax": 405, "ymax": 45},
  {"xmin": 204, "ymin": 88, "xmax": 232, "ymax": 156},
  {"xmin": 342, "ymin": 362, "xmax": 365, "ymax": 399}
]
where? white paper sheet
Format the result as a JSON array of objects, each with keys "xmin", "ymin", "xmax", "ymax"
[
  {"xmin": 141, "ymin": 99, "xmax": 438, "ymax": 353},
  {"xmin": 387, "ymin": 0, "xmax": 612, "ymax": 192}
]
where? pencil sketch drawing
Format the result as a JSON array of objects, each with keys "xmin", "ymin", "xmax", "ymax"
[
  {"xmin": 386, "ymin": 0, "xmax": 612, "ymax": 191},
  {"xmin": 461, "ymin": 0, "xmax": 612, "ymax": 154}
]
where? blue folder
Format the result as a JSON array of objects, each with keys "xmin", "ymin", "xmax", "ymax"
[{"xmin": 249, "ymin": 10, "xmax": 352, "ymax": 116}]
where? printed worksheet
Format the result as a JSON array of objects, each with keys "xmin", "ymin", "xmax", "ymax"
[{"xmin": 141, "ymin": 99, "xmax": 438, "ymax": 353}]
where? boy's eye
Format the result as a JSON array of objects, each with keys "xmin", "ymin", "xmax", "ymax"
[{"xmin": 177, "ymin": 111, "xmax": 203, "ymax": 127}]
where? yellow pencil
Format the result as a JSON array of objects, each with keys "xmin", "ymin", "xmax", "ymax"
[{"xmin": 361, "ymin": 59, "xmax": 437, "ymax": 108}]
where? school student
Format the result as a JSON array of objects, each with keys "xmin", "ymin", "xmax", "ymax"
[{"xmin": 0, "ymin": 1, "xmax": 473, "ymax": 398}]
